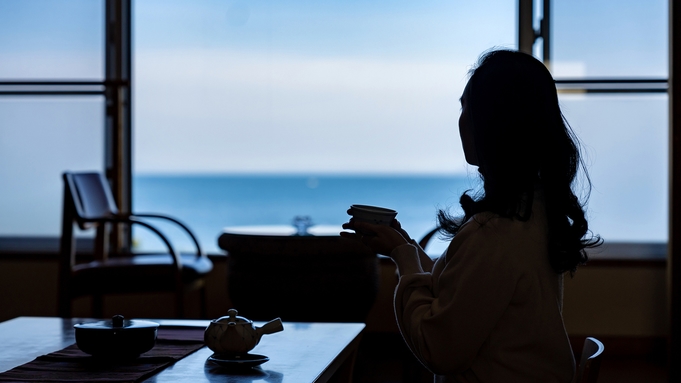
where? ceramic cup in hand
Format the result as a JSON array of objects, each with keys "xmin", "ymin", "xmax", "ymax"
[{"xmin": 348, "ymin": 204, "xmax": 398, "ymax": 229}]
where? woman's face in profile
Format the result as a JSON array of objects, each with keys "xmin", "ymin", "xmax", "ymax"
[{"xmin": 459, "ymin": 83, "xmax": 478, "ymax": 166}]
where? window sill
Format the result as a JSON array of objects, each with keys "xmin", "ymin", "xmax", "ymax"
[
  {"xmin": 0, "ymin": 236, "xmax": 667, "ymax": 267},
  {"xmin": 585, "ymin": 242, "xmax": 666, "ymax": 267}
]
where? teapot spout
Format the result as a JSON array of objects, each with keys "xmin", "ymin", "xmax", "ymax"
[{"xmin": 256, "ymin": 318, "xmax": 284, "ymax": 340}]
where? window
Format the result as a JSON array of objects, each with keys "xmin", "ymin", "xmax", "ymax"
[
  {"xmin": 1, "ymin": 0, "xmax": 669, "ymax": 258},
  {"xmin": 0, "ymin": 0, "xmax": 105, "ymax": 238},
  {"xmin": 558, "ymin": 94, "xmax": 667, "ymax": 243},
  {"xmin": 551, "ymin": 0, "xmax": 668, "ymax": 244}
]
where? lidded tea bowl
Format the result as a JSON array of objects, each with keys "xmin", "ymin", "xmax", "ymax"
[{"xmin": 74, "ymin": 315, "xmax": 159, "ymax": 359}]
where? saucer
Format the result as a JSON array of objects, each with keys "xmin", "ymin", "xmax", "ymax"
[{"xmin": 208, "ymin": 353, "xmax": 270, "ymax": 368}]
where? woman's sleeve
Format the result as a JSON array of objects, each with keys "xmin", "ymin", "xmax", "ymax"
[
  {"xmin": 407, "ymin": 238, "xmax": 436, "ymax": 272},
  {"xmin": 393, "ymin": 220, "xmax": 519, "ymax": 375}
]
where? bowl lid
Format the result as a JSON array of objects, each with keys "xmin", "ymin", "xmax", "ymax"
[{"xmin": 74, "ymin": 315, "xmax": 159, "ymax": 331}]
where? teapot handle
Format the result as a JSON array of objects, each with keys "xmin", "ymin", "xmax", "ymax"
[{"xmin": 257, "ymin": 318, "xmax": 284, "ymax": 335}]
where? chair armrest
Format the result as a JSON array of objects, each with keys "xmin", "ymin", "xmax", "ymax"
[
  {"xmin": 131, "ymin": 213, "xmax": 204, "ymax": 258},
  {"xmin": 82, "ymin": 215, "xmax": 183, "ymax": 269},
  {"xmin": 418, "ymin": 227, "xmax": 440, "ymax": 249}
]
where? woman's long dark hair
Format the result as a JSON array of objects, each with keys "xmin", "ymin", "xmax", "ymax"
[{"xmin": 438, "ymin": 49, "xmax": 601, "ymax": 274}]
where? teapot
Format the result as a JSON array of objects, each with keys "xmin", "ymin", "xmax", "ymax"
[{"xmin": 204, "ymin": 309, "xmax": 284, "ymax": 354}]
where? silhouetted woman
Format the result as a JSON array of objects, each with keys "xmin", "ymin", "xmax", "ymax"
[{"xmin": 342, "ymin": 49, "xmax": 600, "ymax": 383}]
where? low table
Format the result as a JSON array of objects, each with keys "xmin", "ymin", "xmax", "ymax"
[
  {"xmin": 0, "ymin": 317, "xmax": 365, "ymax": 383},
  {"xmin": 219, "ymin": 224, "xmax": 345, "ymax": 237},
  {"xmin": 217, "ymin": 225, "xmax": 379, "ymax": 323}
]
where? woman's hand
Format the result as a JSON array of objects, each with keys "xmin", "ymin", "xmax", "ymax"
[
  {"xmin": 390, "ymin": 219, "xmax": 412, "ymax": 242},
  {"xmin": 341, "ymin": 218, "xmax": 411, "ymax": 256}
]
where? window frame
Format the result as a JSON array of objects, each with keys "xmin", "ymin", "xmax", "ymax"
[{"xmin": 1, "ymin": 0, "xmax": 678, "ymax": 378}]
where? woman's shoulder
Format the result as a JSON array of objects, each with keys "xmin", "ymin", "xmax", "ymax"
[
  {"xmin": 447, "ymin": 211, "xmax": 501, "ymax": 249},
  {"xmin": 442, "ymin": 212, "xmax": 526, "ymax": 276},
  {"xmin": 460, "ymin": 211, "xmax": 517, "ymax": 234},
  {"xmin": 451, "ymin": 210, "xmax": 547, "ymax": 256}
]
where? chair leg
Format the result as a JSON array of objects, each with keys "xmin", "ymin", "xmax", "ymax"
[
  {"xmin": 92, "ymin": 294, "xmax": 104, "ymax": 319},
  {"xmin": 57, "ymin": 277, "xmax": 72, "ymax": 318},
  {"xmin": 175, "ymin": 288, "xmax": 185, "ymax": 318},
  {"xmin": 199, "ymin": 285, "xmax": 208, "ymax": 319},
  {"xmin": 58, "ymin": 297, "xmax": 72, "ymax": 318}
]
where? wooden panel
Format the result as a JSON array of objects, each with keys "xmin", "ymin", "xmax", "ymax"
[{"xmin": 670, "ymin": 0, "xmax": 681, "ymax": 380}]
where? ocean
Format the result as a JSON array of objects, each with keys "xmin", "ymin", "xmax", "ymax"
[{"xmin": 132, "ymin": 174, "xmax": 479, "ymax": 255}]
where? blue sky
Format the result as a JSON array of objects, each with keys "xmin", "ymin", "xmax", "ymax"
[
  {"xmin": 132, "ymin": 0, "xmax": 517, "ymax": 174},
  {"xmin": 128, "ymin": 0, "xmax": 667, "ymax": 174}
]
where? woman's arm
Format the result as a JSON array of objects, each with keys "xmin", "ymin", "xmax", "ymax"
[
  {"xmin": 390, "ymin": 241, "xmax": 438, "ymax": 275},
  {"xmin": 340, "ymin": 219, "xmax": 436, "ymax": 272},
  {"xmin": 407, "ymin": 239, "xmax": 436, "ymax": 272},
  {"xmin": 393, "ymin": 221, "xmax": 436, "ymax": 272}
]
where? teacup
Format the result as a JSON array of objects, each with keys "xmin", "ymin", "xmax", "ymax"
[{"xmin": 348, "ymin": 204, "xmax": 398, "ymax": 227}]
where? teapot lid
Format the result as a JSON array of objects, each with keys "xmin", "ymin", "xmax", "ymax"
[
  {"xmin": 213, "ymin": 309, "xmax": 252, "ymax": 325},
  {"xmin": 74, "ymin": 315, "xmax": 159, "ymax": 331}
]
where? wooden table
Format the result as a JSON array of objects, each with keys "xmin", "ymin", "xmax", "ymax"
[{"xmin": 0, "ymin": 317, "xmax": 365, "ymax": 383}]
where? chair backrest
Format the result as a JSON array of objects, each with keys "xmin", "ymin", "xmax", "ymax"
[
  {"xmin": 64, "ymin": 172, "xmax": 119, "ymax": 221},
  {"xmin": 575, "ymin": 337, "xmax": 604, "ymax": 383},
  {"xmin": 61, "ymin": 172, "xmax": 120, "ymax": 267},
  {"xmin": 418, "ymin": 227, "xmax": 439, "ymax": 249}
]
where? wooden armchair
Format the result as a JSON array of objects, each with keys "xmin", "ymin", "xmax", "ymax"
[{"xmin": 58, "ymin": 171, "xmax": 213, "ymax": 318}]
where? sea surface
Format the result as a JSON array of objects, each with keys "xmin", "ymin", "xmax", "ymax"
[{"xmin": 133, "ymin": 174, "xmax": 479, "ymax": 255}]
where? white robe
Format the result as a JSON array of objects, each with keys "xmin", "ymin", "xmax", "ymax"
[{"xmin": 391, "ymin": 202, "xmax": 575, "ymax": 383}]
